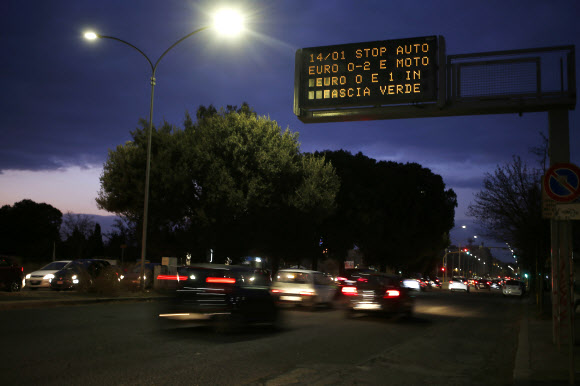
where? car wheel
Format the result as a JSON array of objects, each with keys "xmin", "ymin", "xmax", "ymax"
[{"xmin": 8, "ymin": 281, "xmax": 21, "ymax": 292}]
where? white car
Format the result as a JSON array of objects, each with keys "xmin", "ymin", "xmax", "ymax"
[
  {"xmin": 401, "ymin": 279, "xmax": 421, "ymax": 291},
  {"xmin": 270, "ymin": 269, "xmax": 337, "ymax": 309},
  {"xmin": 448, "ymin": 277, "xmax": 469, "ymax": 292},
  {"xmin": 25, "ymin": 261, "xmax": 72, "ymax": 289},
  {"xmin": 502, "ymin": 280, "xmax": 524, "ymax": 297}
]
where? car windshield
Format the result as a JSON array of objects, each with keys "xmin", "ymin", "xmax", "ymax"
[
  {"xmin": 41, "ymin": 262, "xmax": 69, "ymax": 271},
  {"xmin": 275, "ymin": 271, "xmax": 310, "ymax": 284}
]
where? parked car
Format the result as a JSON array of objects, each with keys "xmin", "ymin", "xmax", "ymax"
[
  {"xmin": 157, "ymin": 264, "xmax": 279, "ymax": 333},
  {"xmin": 49, "ymin": 259, "xmax": 119, "ymax": 291},
  {"xmin": 121, "ymin": 262, "xmax": 160, "ymax": 290},
  {"xmin": 25, "ymin": 261, "xmax": 71, "ymax": 289},
  {"xmin": 341, "ymin": 273, "xmax": 414, "ymax": 318},
  {"xmin": 502, "ymin": 280, "xmax": 525, "ymax": 297},
  {"xmin": 449, "ymin": 277, "xmax": 470, "ymax": 292},
  {"xmin": 270, "ymin": 269, "xmax": 337, "ymax": 309},
  {"xmin": 0, "ymin": 256, "xmax": 24, "ymax": 292}
]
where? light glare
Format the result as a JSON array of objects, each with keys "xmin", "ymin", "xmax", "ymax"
[
  {"xmin": 84, "ymin": 32, "xmax": 98, "ymax": 40},
  {"xmin": 213, "ymin": 9, "xmax": 244, "ymax": 36}
]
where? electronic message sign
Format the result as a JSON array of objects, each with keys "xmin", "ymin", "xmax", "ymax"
[{"xmin": 294, "ymin": 36, "xmax": 442, "ymax": 111}]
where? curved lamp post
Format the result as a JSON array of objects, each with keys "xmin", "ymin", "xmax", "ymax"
[{"xmin": 85, "ymin": 10, "xmax": 244, "ymax": 290}]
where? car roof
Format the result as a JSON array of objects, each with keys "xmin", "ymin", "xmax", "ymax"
[{"xmin": 277, "ymin": 269, "xmax": 323, "ymax": 274}]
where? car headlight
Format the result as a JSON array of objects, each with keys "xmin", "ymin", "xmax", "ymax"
[
  {"xmin": 72, "ymin": 275, "xmax": 79, "ymax": 284},
  {"xmin": 26, "ymin": 274, "xmax": 31, "ymax": 279},
  {"xmin": 44, "ymin": 274, "xmax": 55, "ymax": 280}
]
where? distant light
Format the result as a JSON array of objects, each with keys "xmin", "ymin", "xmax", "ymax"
[
  {"xmin": 84, "ymin": 31, "xmax": 98, "ymax": 40},
  {"xmin": 255, "ymin": 257, "xmax": 262, "ymax": 263},
  {"xmin": 461, "ymin": 225, "xmax": 466, "ymax": 228},
  {"xmin": 213, "ymin": 9, "xmax": 244, "ymax": 36}
]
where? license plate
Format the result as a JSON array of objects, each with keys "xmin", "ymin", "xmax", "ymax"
[
  {"xmin": 57, "ymin": 281, "xmax": 63, "ymax": 285},
  {"xmin": 280, "ymin": 295, "xmax": 301, "ymax": 302}
]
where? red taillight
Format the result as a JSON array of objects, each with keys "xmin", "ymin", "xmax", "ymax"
[
  {"xmin": 206, "ymin": 277, "xmax": 236, "ymax": 284},
  {"xmin": 341, "ymin": 286, "xmax": 358, "ymax": 296},
  {"xmin": 21, "ymin": 267, "xmax": 24, "ymax": 272},
  {"xmin": 300, "ymin": 290, "xmax": 315, "ymax": 296},
  {"xmin": 157, "ymin": 274, "xmax": 188, "ymax": 281},
  {"xmin": 270, "ymin": 289, "xmax": 283, "ymax": 293},
  {"xmin": 384, "ymin": 289, "xmax": 400, "ymax": 298},
  {"xmin": 357, "ymin": 278, "xmax": 368, "ymax": 282},
  {"xmin": 336, "ymin": 276, "xmax": 347, "ymax": 282}
]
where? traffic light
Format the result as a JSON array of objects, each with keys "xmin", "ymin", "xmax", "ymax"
[{"xmin": 441, "ymin": 267, "xmax": 445, "ymax": 272}]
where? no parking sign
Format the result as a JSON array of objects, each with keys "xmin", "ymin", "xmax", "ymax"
[{"xmin": 543, "ymin": 163, "xmax": 580, "ymax": 203}]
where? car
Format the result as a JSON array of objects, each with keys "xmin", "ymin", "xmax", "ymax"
[
  {"xmin": 0, "ymin": 256, "xmax": 24, "ymax": 292},
  {"xmin": 25, "ymin": 260, "xmax": 72, "ymax": 289},
  {"xmin": 270, "ymin": 269, "xmax": 337, "ymax": 309},
  {"xmin": 157, "ymin": 264, "xmax": 279, "ymax": 333},
  {"xmin": 121, "ymin": 262, "xmax": 160, "ymax": 290},
  {"xmin": 476, "ymin": 278, "xmax": 491, "ymax": 290},
  {"xmin": 49, "ymin": 259, "xmax": 119, "ymax": 292},
  {"xmin": 449, "ymin": 277, "xmax": 469, "ymax": 292},
  {"xmin": 401, "ymin": 278, "xmax": 422, "ymax": 291},
  {"xmin": 502, "ymin": 280, "xmax": 525, "ymax": 297},
  {"xmin": 490, "ymin": 279, "xmax": 503, "ymax": 290},
  {"xmin": 341, "ymin": 273, "xmax": 414, "ymax": 318}
]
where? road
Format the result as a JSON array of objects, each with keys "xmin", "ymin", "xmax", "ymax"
[{"xmin": 1, "ymin": 289, "xmax": 525, "ymax": 385}]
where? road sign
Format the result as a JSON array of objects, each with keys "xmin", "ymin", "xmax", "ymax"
[
  {"xmin": 543, "ymin": 163, "xmax": 580, "ymax": 203},
  {"xmin": 554, "ymin": 203, "xmax": 580, "ymax": 220},
  {"xmin": 294, "ymin": 36, "xmax": 441, "ymax": 111}
]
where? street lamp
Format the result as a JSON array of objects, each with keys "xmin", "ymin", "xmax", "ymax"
[{"xmin": 84, "ymin": 10, "xmax": 244, "ymax": 290}]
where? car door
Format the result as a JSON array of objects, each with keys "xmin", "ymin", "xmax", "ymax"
[{"xmin": 313, "ymin": 272, "xmax": 335, "ymax": 303}]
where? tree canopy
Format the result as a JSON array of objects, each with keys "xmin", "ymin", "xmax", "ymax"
[
  {"xmin": 318, "ymin": 150, "xmax": 457, "ymax": 274},
  {"xmin": 0, "ymin": 199, "xmax": 62, "ymax": 261},
  {"xmin": 97, "ymin": 104, "xmax": 340, "ymax": 263}
]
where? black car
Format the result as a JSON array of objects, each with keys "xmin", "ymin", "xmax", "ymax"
[
  {"xmin": 0, "ymin": 256, "xmax": 24, "ymax": 292},
  {"xmin": 50, "ymin": 259, "xmax": 118, "ymax": 291},
  {"xmin": 341, "ymin": 273, "xmax": 414, "ymax": 318},
  {"xmin": 157, "ymin": 264, "xmax": 280, "ymax": 333},
  {"xmin": 476, "ymin": 278, "xmax": 491, "ymax": 290}
]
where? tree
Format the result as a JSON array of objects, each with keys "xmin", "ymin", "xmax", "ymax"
[
  {"xmin": 59, "ymin": 213, "xmax": 97, "ymax": 259},
  {"xmin": 467, "ymin": 155, "xmax": 549, "ymax": 295},
  {"xmin": 0, "ymin": 199, "xmax": 62, "ymax": 261},
  {"xmin": 318, "ymin": 150, "xmax": 457, "ymax": 274},
  {"xmin": 97, "ymin": 104, "xmax": 339, "ymax": 265}
]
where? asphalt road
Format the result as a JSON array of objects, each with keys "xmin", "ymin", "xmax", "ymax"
[{"xmin": 1, "ymin": 289, "xmax": 525, "ymax": 385}]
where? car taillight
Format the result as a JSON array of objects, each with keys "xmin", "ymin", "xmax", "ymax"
[
  {"xmin": 336, "ymin": 276, "xmax": 347, "ymax": 282},
  {"xmin": 384, "ymin": 289, "xmax": 400, "ymax": 298},
  {"xmin": 157, "ymin": 274, "xmax": 188, "ymax": 281},
  {"xmin": 341, "ymin": 286, "xmax": 358, "ymax": 296},
  {"xmin": 357, "ymin": 278, "xmax": 368, "ymax": 282},
  {"xmin": 270, "ymin": 289, "xmax": 283, "ymax": 293},
  {"xmin": 300, "ymin": 290, "xmax": 315, "ymax": 296},
  {"xmin": 206, "ymin": 277, "xmax": 236, "ymax": 284}
]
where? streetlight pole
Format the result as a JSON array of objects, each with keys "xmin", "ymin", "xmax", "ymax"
[
  {"xmin": 86, "ymin": 28, "xmax": 208, "ymax": 290},
  {"xmin": 84, "ymin": 10, "xmax": 244, "ymax": 290}
]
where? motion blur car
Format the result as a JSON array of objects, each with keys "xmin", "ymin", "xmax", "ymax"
[
  {"xmin": 448, "ymin": 277, "xmax": 469, "ymax": 292},
  {"xmin": 270, "ymin": 269, "xmax": 337, "ymax": 309},
  {"xmin": 341, "ymin": 273, "xmax": 414, "ymax": 318},
  {"xmin": 502, "ymin": 280, "xmax": 525, "ymax": 297},
  {"xmin": 49, "ymin": 259, "xmax": 119, "ymax": 291},
  {"xmin": 25, "ymin": 260, "xmax": 71, "ymax": 289},
  {"xmin": 401, "ymin": 278, "xmax": 422, "ymax": 292},
  {"xmin": 121, "ymin": 262, "xmax": 160, "ymax": 290},
  {"xmin": 0, "ymin": 256, "xmax": 24, "ymax": 292},
  {"xmin": 476, "ymin": 278, "xmax": 491, "ymax": 290},
  {"xmin": 490, "ymin": 279, "xmax": 503, "ymax": 290},
  {"xmin": 157, "ymin": 264, "xmax": 279, "ymax": 333}
]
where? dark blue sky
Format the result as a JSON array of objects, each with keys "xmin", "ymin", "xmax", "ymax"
[{"xmin": 1, "ymin": 0, "xmax": 578, "ymax": 261}]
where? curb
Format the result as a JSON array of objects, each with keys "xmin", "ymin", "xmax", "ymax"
[{"xmin": 513, "ymin": 302, "xmax": 531, "ymax": 385}]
